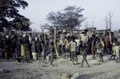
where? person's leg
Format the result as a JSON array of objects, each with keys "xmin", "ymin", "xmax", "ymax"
[
  {"xmin": 50, "ymin": 52, "xmax": 54, "ymax": 65},
  {"xmin": 63, "ymin": 45, "xmax": 65, "ymax": 56},
  {"xmin": 69, "ymin": 51, "xmax": 72, "ymax": 61},
  {"xmin": 99, "ymin": 53, "xmax": 101, "ymax": 61},
  {"xmin": 66, "ymin": 48, "xmax": 69, "ymax": 57},
  {"xmin": 44, "ymin": 53, "xmax": 46, "ymax": 63},
  {"xmin": 81, "ymin": 55, "xmax": 85, "ymax": 67},
  {"xmin": 26, "ymin": 48, "xmax": 30, "ymax": 62},
  {"xmin": 116, "ymin": 57, "xmax": 119, "ymax": 62},
  {"xmin": 85, "ymin": 55, "xmax": 90, "ymax": 67},
  {"xmin": 99, "ymin": 53, "xmax": 102, "ymax": 62},
  {"xmin": 91, "ymin": 46, "xmax": 95, "ymax": 59},
  {"xmin": 61, "ymin": 45, "xmax": 64, "ymax": 56},
  {"xmin": 59, "ymin": 45, "xmax": 62, "ymax": 55},
  {"xmin": 76, "ymin": 46, "xmax": 78, "ymax": 55},
  {"xmin": 116, "ymin": 46, "xmax": 120, "ymax": 62},
  {"xmin": 71, "ymin": 51, "xmax": 74, "ymax": 65},
  {"xmin": 109, "ymin": 54, "xmax": 113, "ymax": 60},
  {"xmin": 5, "ymin": 50, "xmax": 8, "ymax": 61},
  {"xmin": 113, "ymin": 55, "xmax": 116, "ymax": 60},
  {"xmin": 75, "ymin": 51, "xmax": 78, "ymax": 64},
  {"xmin": 100, "ymin": 53, "xmax": 104, "ymax": 62},
  {"xmin": 104, "ymin": 46, "xmax": 107, "ymax": 54},
  {"xmin": 93, "ymin": 51, "xmax": 96, "ymax": 59},
  {"xmin": 17, "ymin": 46, "xmax": 21, "ymax": 62},
  {"xmin": 93, "ymin": 53, "xmax": 95, "ymax": 59},
  {"xmin": 28, "ymin": 50, "xmax": 31, "ymax": 62},
  {"xmin": 25, "ymin": 48, "xmax": 28, "ymax": 62},
  {"xmin": 42, "ymin": 50, "xmax": 45, "ymax": 62},
  {"xmin": 107, "ymin": 47, "xmax": 110, "ymax": 55},
  {"xmin": 29, "ymin": 44, "xmax": 32, "ymax": 60}
]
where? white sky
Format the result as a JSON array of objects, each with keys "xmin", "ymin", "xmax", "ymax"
[{"xmin": 20, "ymin": 0, "xmax": 120, "ymax": 31}]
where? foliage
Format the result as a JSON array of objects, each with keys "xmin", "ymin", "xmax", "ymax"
[
  {"xmin": 47, "ymin": 6, "xmax": 85, "ymax": 29},
  {"xmin": 10, "ymin": 17, "xmax": 31, "ymax": 31},
  {"xmin": 0, "ymin": 0, "xmax": 30, "ymax": 31}
]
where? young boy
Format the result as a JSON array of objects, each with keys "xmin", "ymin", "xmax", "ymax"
[
  {"xmin": 96, "ymin": 38, "xmax": 104, "ymax": 62},
  {"xmin": 68, "ymin": 36, "xmax": 78, "ymax": 65},
  {"xmin": 112, "ymin": 41, "xmax": 120, "ymax": 62}
]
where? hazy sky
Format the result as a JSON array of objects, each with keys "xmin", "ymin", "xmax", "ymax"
[{"xmin": 20, "ymin": 0, "xmax": 120, "ymax": 31}]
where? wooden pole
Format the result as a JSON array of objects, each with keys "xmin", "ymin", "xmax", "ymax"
[{"xmin": 53, "ymin": 26, "xmax": 59, "ymax": 57}]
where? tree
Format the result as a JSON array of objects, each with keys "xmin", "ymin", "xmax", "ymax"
[
  {"xmin": 108, "ymin": 12, "xmax": 113, "ymax": 30},
  {"xmin": 47, "ymin": 6, "xmax": 85, "ymax": 29},
  {"xmin": 105, "ymin": 16, "xmax": 108, "ymax": 29},
  {"xmin": 10, "ymin": 17, "xmax": 31, "ymax": 31},
  {"xmin": 104, "ymin": 12, "xmax": 113, "ymax": 30},
  {"xmin": 0, "ymin": 0, "xmax": 30, "ymax": 31},
  {"xmin": 104, "ymin": 12, "xmax": 113, "ymax": 44}
]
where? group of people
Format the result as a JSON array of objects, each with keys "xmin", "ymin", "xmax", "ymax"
[{"xmin": 0, "ymin": 29, "xmax": 120, "ymax": 67}]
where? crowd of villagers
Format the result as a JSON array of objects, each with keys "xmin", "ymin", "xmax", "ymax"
[{"xmin": 0, "ymin": 29, "xmax": 120, "ymax": 67}]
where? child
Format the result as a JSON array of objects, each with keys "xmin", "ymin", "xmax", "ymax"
[
  {"xmin": 68, "ymin": 36, "xmax": 78, "ymax": 65},
  {"xmin": 115, "ymin": 42, "xmax": 120, "ymax": 62},
  {"xmin": 110, "ymin": 43, "xmax": 116, "ymax": 60},
  {"xmin": 112, "ymin": 41, "xmax": 120, "ymax": 62},
  {"xmin": 96, "ymin": 38, "xmax": 104, "ymax": 62}
]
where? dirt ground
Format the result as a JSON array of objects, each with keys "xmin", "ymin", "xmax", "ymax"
[{"xmin": 0, "ymin": 55, "xmax": 120, "ymax": 79}]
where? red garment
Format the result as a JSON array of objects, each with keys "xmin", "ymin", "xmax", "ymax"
[{"xmin": 104, "ymin": 35, "xmax": 110, "ymax": 47}]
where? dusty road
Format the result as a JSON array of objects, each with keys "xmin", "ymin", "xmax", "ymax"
[{"xmin": 0, "ymin": 55, "xmax": 120, "ymax": 79}]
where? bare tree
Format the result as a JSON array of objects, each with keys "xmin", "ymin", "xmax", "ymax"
[
  {"xmin": 104, "ymin": 12, "xmax": 113, "ymax": 44},
  {"xmin": 108, "ymin": 12, "xmax": 113, "ymax": 30},
  {"xmin": 105, "ymin": 16, "xmax": 108, "ymax": 29},
  {"xmin": 104, "ymin": 12, "xmax": 113, "ymax": 30}
]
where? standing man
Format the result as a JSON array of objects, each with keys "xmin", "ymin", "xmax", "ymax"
[
  {"xmin": 3, "ymin": 33, "xmax": 11, "ymax": 61},
  {"xmin": 80, "ymin": 29, "xmax": 90, "ymax": 67},
  {"xmin": 10, "ymin": 32, "xmax": 17, "ymax": 59},
  {"xmin": 24, "ymin": 35, "xmax": 31, "ymax": 62},
  {"xmin": 28, "ymin": 33, "xmax": 32, "ymax": 60},
  {"xmin": 35, "ymin": 34, "xmax": 38, "ymax": 54},
  {"xmin": 80, "ymin": 42, "xmax": 90, "ymax": 68},
  {"xmin": 63, "ymin": 36, "xmax": 69, "ymax": 57},
  {"xmin": 16, "ymin": 34, "xmax": 21, "ymax": 62},
  {"xmin": 49, "ymin": 41, "xmax": 55, "ymax": 65},
  {"xmin": 103, "ymin": 32, "xmax": 111, "ymax": 54},
  {"xmin": 21, "ymin": 33, "xmax": 26, "ymax": 62},
  {"xmin": 75, "ymin": 37, "xmax": 80, "ymax": 55},
  {"xmin": 90, "ymin": 34, "xmax": 97, "ymax": 59},
  {"xmin": 41, "ymin": 40, "xmax": 45, "ymax": 62}
]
